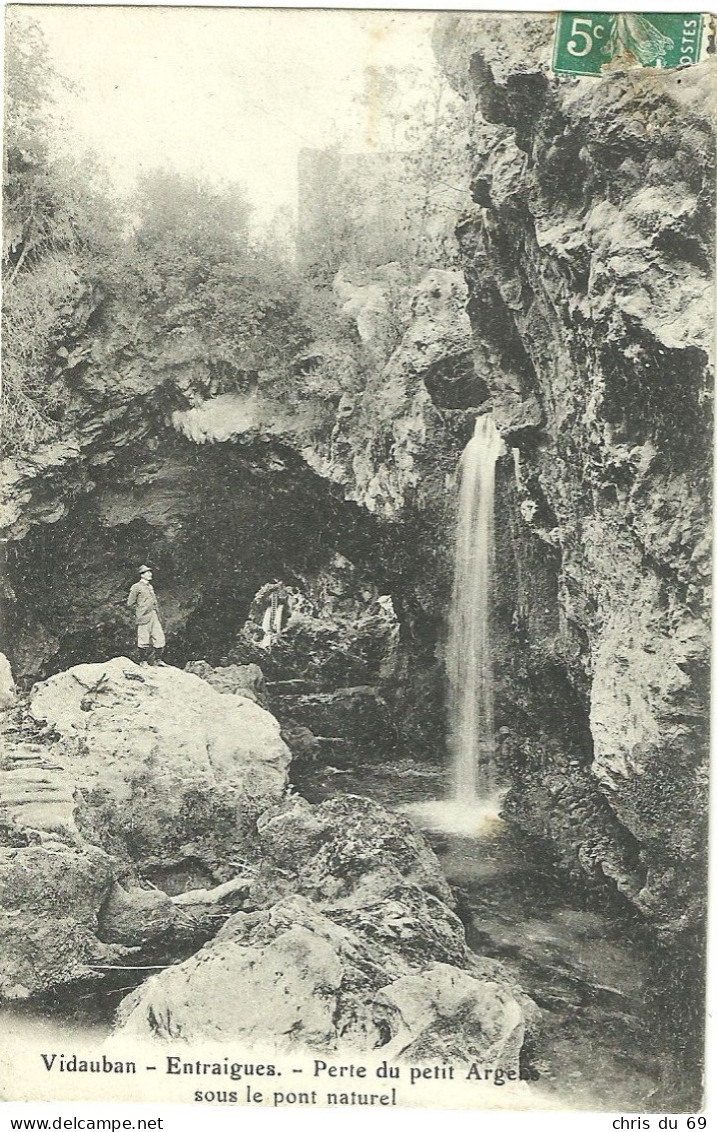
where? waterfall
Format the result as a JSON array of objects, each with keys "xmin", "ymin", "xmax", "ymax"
[
  {"xmin": 400, "ymin": 413, "xmax": 505, "ymax": 836},
  {"xmin": 446, "ymin": 414, "xmax": 503, "ymax": 804}
]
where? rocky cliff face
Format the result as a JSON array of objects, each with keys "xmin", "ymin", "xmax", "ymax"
[
  {"xmin": 431, "ymin": 13, "xmax": 713, "ymax": 941},
  {"xmin": 0, "ymin": 267, "xmax": 472, "ymax": 772}
]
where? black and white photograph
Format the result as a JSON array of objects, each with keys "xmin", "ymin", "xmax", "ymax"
[{"xmin": 0, "ymin": 5, "xmax": 713, "ymax": 1115}]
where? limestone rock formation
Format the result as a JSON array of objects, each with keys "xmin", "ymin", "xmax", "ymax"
[
  {"xmin": 113, "ymin": 791, "xmax": 534, "ymax": 1062},
  {"xmin": 0, "ymin": 658, "xmax": 291, "ymax": 996},
  {"xmin": 0, "ymin": 14, "xmax": 711, "ymax": 949},
  {"xmin": 375, "ymin": 962, "xmax": 525, "ymax": 1065},
  {"xmin": 183, "ymin": 659, "xmax": 267, "ymax": 704},
  {"xmin": 224, "ymin": 564, "xmax": 400, "ymax": 765},
  {"xmin": 232, "ymin": 559, "xmax": 400, "ymax": 689},
  {"xmin": 1, "ymin": 436, "xmax": 387, "ymax": 683},
  {"xmin": 248, "ymin": 794, "xmax": 455, "ymax": 910},
  {"xmin": 333, "ymin": 264, "xmax": 407, "ymax": 356},
  {"xmin": 169, "ymin": 874, "xmax": 253, "ymax": 944},
  {"xmin": 333, "ymin": 268, "xmax": 478, "ymax": 518},
  {"xmin": 25, "ymin": 658, "xmax": 290, "ymax": 879},
  {"xmin": 97, "ymin": 883, "xmax": 178, "ymax": 947}
]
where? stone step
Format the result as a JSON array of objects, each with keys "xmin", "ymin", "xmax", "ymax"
[
  {"xmin": 2, "ymin": 769, "xmax": 57, "ymax": 782},
  {"xmin": 0, "ymin": 791, "xmax": 76, "ymax": 806}
]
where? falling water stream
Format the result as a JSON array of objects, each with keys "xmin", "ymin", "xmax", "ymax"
[
  {"xmin": 402, "ymin": 414, "xmax": 504, "ymax": 836},
  {"xmin": 446, "ymin": 414, "xmax": 503, "ymax": 802}
]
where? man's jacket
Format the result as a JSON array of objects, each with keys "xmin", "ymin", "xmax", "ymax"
[{"xmin": 127, "ymin": 580, "xmax": 161, "ymax": 625}]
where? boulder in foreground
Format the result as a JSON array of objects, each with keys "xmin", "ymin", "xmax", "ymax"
[
  {"xmin": 0, "ymin": 657, "xmax": 291, "ymax": 997},
  {"xmin": 115, "ymin": 892, "xmax": 528, "ymax": 1070},
  {"xmin": 27, "ymin": 658, "xmax": 291, "ymax": 880}
]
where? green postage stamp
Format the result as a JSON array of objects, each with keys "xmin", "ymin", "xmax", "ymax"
[{"xmin": 553, "ymin": 12, "xmax": 706, "ymax": 76}]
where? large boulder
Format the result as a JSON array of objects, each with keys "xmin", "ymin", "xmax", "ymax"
[
  {"xmin": 249, "ymin": 794, "xmax": 455, "ymax": 909},
  {"xmin": 26, "ymin": 658, "xmax": 290, "ymax": 881},
  {"xmin": 115, "ymin": 892, "xmax": 527, "ymax": 1067},
  {"xmin": 0, "ymin": 843, "xmax": 116, "ymax": 998},
  {"xmin": 113, "ymin": 794, "xmax": 534, "ymax": 1066},
  {"xmin": 0, "ymin": 657, "xmax": 291, "ymax": 998},
  {"xmin": 375, "ymin": 963, "xmax": 524, "ymax": 1065},
  {"xmin": 325, "ymin": 877, "xmax": 466, "ymax": 969}
]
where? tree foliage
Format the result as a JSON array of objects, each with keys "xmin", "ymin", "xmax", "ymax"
[
  {"xmin": 1, "ymin": 20, "xmax": 310, "ymax": 456},
  {"xmin": 300, "ymin": 64, "xmax": 471, "ymax": 285},
  {"xmin": 2, "ymin": 13, "xmax": 121, "ymax": 452},
  {"xmin": 2, "ymin": 26, "xmax": 470, "ymax": 460},
  {"xmin": 114, "ymin": 170, "xmax": 310, "ymax": 388}
]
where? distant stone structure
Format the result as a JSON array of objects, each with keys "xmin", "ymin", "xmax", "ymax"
[{"xmin": 297, "ymin": 148, "xmax": 421, "ymax": 275}]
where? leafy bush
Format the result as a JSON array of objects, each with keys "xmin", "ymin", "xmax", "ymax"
[{"xmin": 2, "ymin": 251, "xmax": 82, "ymax": 451}]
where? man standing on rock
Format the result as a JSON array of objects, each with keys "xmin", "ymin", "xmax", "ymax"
[{"xmin": 127, "ymin": 565, "xmax": 167, "ymax": 666}]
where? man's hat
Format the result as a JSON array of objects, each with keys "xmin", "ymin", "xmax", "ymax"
[{"xmin": 138, "ymin": 564, "xmax": 152, "ymax": 575}]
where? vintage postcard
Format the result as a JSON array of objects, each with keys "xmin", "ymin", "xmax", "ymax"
[{"xmin": 0, "ymin": 5, "xmax": 714, "ymax": 1115}]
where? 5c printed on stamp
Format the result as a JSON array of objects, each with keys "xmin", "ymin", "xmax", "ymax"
[{"xmin": 553, "ymin": 12, "xmax": 705, "ymax": 77}]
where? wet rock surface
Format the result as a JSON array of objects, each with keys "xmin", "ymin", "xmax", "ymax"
[
  {"xmin": 248, "ymin": 794, "xmax": 455, "ymax": 910},
  {"xmin": 440, "ymin": 820, "xmax": 679, "ymax": 1109}
]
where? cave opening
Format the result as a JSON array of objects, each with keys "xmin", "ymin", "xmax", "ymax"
[{"xmin": 3, "ymin": 434, "xmax": 398, "ymax": 685}]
